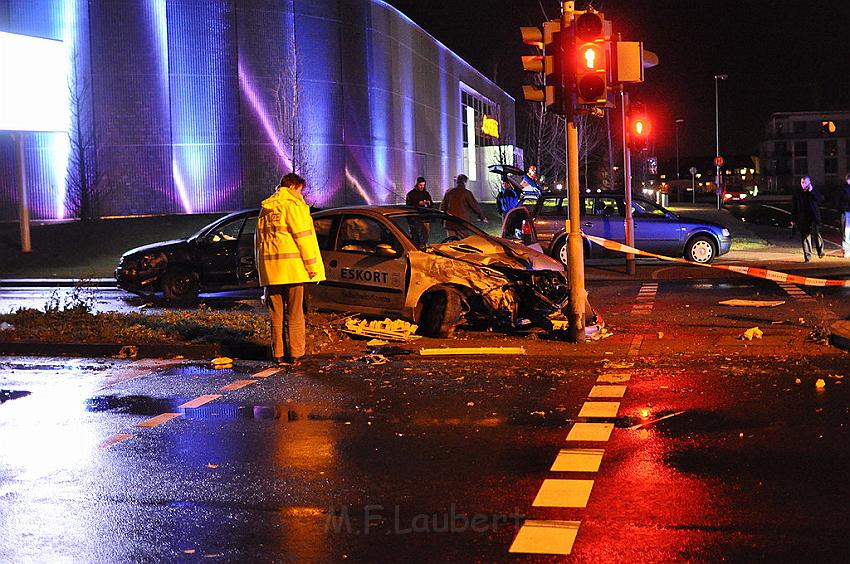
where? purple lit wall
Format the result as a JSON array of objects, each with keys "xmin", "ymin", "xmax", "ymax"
[{"xmin": 0, "ymin": 0, "xmax": 515, "ymax": 220}]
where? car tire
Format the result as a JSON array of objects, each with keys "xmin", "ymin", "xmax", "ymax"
[
  {"xmin": 553, "ymin": 238, "xmax": 569, "ymax": 267},
  {"xmin": 161, "ymin": 267, "xmax": 199, "ymax": 304},
  {"xmin": 418, "ymin": 288, "xmax": 463, "ymax": 338},
  {"xmin": 685, "ymin": 235, "xmax": 716, "ymax": 264}
]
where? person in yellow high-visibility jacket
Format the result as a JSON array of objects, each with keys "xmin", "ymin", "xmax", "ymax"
[{"xmin": 255, "ymin": 173, "xmax": 326, "ymax": 366}]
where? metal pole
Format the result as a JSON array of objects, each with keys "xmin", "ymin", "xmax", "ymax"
[
  {"xmin": 714, "ymin": 74, "xmax": 726, "ymax": 209},
  {"xmin": 675, "ymin": 119, "xmax": 683, "ymax": 180},
  {"xmin": 14, "ymin": 133, "xmax": 32, "ymax": 253},
  {"xmin": 691, "ymin": 171, "xmax": 696, "ymax": 204},
  {"xmin": 566, "ymin": 117, "xmax": 586, "ymax": 342},
  {"xmin": 620, "ymin": 89, "xmax": 635, "ymax": 275}
]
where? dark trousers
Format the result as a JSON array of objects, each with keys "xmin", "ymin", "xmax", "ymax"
[
  {"xmin": 265, "ymin": 284, "xmax": 305, "ymax": 360},
  {"xmin": 800, "ymin": 223, "xmax": 824, "ymax": 260}
]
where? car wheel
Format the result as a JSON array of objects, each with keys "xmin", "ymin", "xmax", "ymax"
[
  {"xmin": 685, "ymin": 235, "xmax": 716, "ymax": 264},
  {"xmin": 418, "ymin": 288, "xmax": 463, "ymax": 338},
  {"xmin": 553, "ymin": 238, "xmax": 569, "ymax": 267},
  {"xmin": 161, "ymin": 267, "xmax": 199, "ymax": 304}
]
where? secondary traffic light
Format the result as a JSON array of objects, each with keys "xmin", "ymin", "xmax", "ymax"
[
  {"xmin": 521, "ymin": 20, "xmax": 564, "ymax": 114},
  {"xmin": 628, "ymin": 103, "xmax": 650, "ymax": 151},
  {"xmin": 573, "ymin": 11, "xmax": 607, "ymax": 106}
]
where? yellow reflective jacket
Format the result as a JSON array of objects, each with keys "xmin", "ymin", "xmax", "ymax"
[{"xmin": 255, "ymin": 188, "xmax": 326, "ymax": 286}]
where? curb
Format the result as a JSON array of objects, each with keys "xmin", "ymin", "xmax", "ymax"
[
  {"xmin": 0, "ymin": 341, "xmax": 269, "ymax": 360},
  {"xmin": 829, "ymin": 320, "xmax": 850, "ymax": 352}
]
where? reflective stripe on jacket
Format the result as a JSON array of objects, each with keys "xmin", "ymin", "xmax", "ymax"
[{"xmin": 255, "ymin": 188, "xmax": 327, "ymax": 286}]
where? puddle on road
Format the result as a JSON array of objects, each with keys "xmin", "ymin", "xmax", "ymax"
[
  {"xmin": 620, "ymin": 409, "xmax": 762, "ymax": 437},
  {"xmin": 86, "ymin": 394, "xmax": 176, "ymax": 415},
  {"xmin": 1, "ymin": 389, "xmax": 31, "ymax": 403}
]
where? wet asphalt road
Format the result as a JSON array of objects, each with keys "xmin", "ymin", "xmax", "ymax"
[{"xmin": 2, "ymin": 276, "xmax": 850, "ymax": 561}]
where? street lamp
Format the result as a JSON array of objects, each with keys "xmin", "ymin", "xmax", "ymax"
[
  {"xmin": 714, "ymin": 74, "xmax": 728, "ymax": 209},
  {"xmin": 675, "ymin": 119, "xmax": 684, "ymax": 180}
]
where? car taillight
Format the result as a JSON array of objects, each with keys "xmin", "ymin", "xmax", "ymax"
[
  {"xmin": 521, "ymin": 220, "xmax": 533, "ymax": 236},
  {"xmin": 724, "ymin": 193, "xmax": 732, "ymax": 199}
]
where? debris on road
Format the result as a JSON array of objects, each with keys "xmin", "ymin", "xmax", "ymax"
[
  {"xmin": 211, "ymin": 356, "xmax": 234, "ymax": 369},
  {"xmin": 366, "ymin": 339, "xmax": 389, "ymax": 346},
  {"xmin": 588, "ymin": 327, "xmax": 613, "ymax": 341},
  {"xmin": 0, "ymin": 322, "xmax": 13, "ymax": 331},
  {"xmin": 815, "ymin": 378, "xmax": 826, "ymax": 390},
  {"xmin": 739, "ymin": 327, "xmax": 764, "ymax": 341},
  {"xmin": 355, "ymin": 354, "xmax": 389, "ymax": 365},
  {"xmin": 719, "ymin": 299, "xmax": 786, "ymax": 307},
  {"xmin": 115, "ymin": 345, "xmax": 138, "ymax": 359},
  {"xmin": 342, "ymin": 317, "xmax": 420, "ymax": 342},
  {"xmin": 419, "ymin": 346, "xmax": 526, "ymax": 356}
]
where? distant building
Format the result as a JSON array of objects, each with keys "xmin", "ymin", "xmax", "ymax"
[
  {"xmin": 0, "ymin": 0, "xmax": 517, "ymax": 220},
  {"xmin": 760, "ymin": 111, "xmax": 850, "ymax": 192}
]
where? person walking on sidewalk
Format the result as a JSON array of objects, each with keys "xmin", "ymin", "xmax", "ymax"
[
  {"xmin": 255, "ymin": 173, "xmax": 326, "ymax": 367},
  {"xmin": 791, "ymin": 175, "xmax": 824, "ymax": 262},
  {"xmin": 841, "ymin": 173, "xmax": 850, "ymax": 258},
  {"xmin": 441, "ymin": 174, "xmax": 487, "ymax": 224}
]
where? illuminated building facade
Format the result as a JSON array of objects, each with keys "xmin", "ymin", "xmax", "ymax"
[{"xmin": 0, "ymin": 0, "xmax": 516, "ymax": 220}]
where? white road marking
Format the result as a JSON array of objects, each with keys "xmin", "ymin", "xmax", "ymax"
[
  {"xmin": 252, "ymin": 367, "xmax": 280, "ymax": 378},
  {"xmin": 220, "ymin": 379, "xmax": 256, "ymax": 391},
  {"xmin": 589, "ymin": 385, "xmax": 627, "ymax": 398},
  {"xmin": 578, "ymin": 401, "xmax": 620, "ymax": 418},
  {"xmin": 532, "ymin": 479, "xmax": 595, "ymax": 508},
  {"xmin": 509, "ymin": 520, "xmax": 581, "ymax": 555},
  {"xmin": 550, "ymin": 449, "xmax": 605, "ymax": 472},
  {"xmin": 178, "ymin": 394, "xmax": 222, "ymax": 409},
  {"xmin": 566, "ymin": 422, "xmax": 614, "ymax": 441},
  {"xmin": 99, "ymin": 434, "xmax": 133, "ymax": 449},
  {"xmin": 136, "ymin": 413, "xmax": 181, "ymax": 428},
  {"xmin": 597, "ymin": 372, "xmax": 630, "ymax": 383}
]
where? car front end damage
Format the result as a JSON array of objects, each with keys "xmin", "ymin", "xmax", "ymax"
[
  {"xmin": 115, "ymin": 251, "xmax": 169, "ymax": 295},
  {"xmin": 408, "ymin": 240, "xmax": 600, "ymax": 334}
]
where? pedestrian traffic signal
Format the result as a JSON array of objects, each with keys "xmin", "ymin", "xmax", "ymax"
[
  {"xmin": 573, "ymin": 11, "xmax": 608, "ymax": 106},
  {"xmin": 521, "ymin": 20, "xmax": 565, "ymax": 114},
  {"xmin": 628, "ymin": 104, "xmax": 650, "ymax": 152}
]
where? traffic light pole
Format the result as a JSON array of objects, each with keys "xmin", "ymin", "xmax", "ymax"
[
  {"xmin": 566, "ymin": 116, "xmax": 586, "ymax": 342},
  {"xmin": 619, "ymin": 89, "xmax": 635, "ymax": 275}
]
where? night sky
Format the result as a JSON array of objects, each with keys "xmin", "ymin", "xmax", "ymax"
[{"xmin": 387, "ymin": 0, "xmax": 850, "ymax": 160}]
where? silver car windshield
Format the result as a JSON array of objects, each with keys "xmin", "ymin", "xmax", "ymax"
[{"xmin": 388, "ymin": 212, "xmax": 485, "ymax": 249}]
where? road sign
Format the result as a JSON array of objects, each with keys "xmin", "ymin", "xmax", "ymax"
[
  {"xmin": 713, "ymin": 156, "xmax": 724, "ymax": 167},
  {"xmin": 689, "ymin": 166, "xmax": 697, "ymax": 175}
]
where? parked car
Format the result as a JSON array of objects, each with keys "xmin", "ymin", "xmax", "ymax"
[
  {"xmin": 721, "ymin": 189, "xmax": 749, "ymax": 203},
  {"xmin": 116, "ymin": 206, "xmax": 600, "ymax": 337},
  {"xmin": 502, "ymin": 193, "xmax": 732, "ymax": 265}
]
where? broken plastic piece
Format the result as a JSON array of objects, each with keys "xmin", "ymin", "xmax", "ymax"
[
  {"xmin": 719, "ymin": 299, "xmax": 785, "ymax": 307},
  {"xmin": 739, "ymin": 327, "xmax": 763, "ymax": 341},
  {"xmin": 815, "ymin": 378, "xmax": 826, "ymax": 390},
  {"xmin": 211, "ymin": 357, "xmax": 234, "ymax": 369},
  {"xmin": 341, "ymin": 317, "xmax": 420, "ymax": 342},
  {"xmin": 419, "ymin": 346, "xmax": 526, "ymax": 356}
]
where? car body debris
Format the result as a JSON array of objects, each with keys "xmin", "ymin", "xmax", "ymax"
[
  {"xmin": 341, "ymin": 317, "xmax": 420, "ymax": 342},
  {"xmin": 739, "ymin": 327, "xmax": 764, "ymax": 340},
  {"xmin": 719, "ymin": 299, "xmax": 785, "ymax": 307}
]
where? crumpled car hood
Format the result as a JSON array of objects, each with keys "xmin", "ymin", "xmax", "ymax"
[
  {"xmin": 121, "ymin": 239, "xmax": 186, "ymax": 259},
  {"xmin": 431, "ymin": 235, "xmax": 562, "ymax": 272}
]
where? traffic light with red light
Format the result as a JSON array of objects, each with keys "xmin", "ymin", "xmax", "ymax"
[
  {"xmin": 573, "ymin": 11, "xmax": 608, "ymax": 106},
  {"xmin": 628, "ymin": 104, "xmax": 650, "ymax": 151}
]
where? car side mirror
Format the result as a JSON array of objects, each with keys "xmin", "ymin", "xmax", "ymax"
[{"xmin": 376, "ymin": 243, "xmax": 399, "ymax": 257}]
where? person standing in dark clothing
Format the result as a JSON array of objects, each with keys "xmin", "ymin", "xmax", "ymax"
[
  {"xmin": 791, "ymin": 175, "xmax": 824, "ymax": 262},
  {"xmin": 441, "ymin": 174, "xmax": 487, "ymax": 239},
  {"xmin": 405, "ymin": 177, "xmax": 432, "ymax": 247},
  {"xmin": 405, "ymin": 176, "xmax": 432, "ymax": 208},
  {"xmin": 496, "ymin": 176, "xmax": 519, "ymax": 216}
]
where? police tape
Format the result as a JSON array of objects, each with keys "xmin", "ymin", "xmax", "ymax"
[{"xmin": 582, "ymin": 233, "xmax": 850, "ymax": 288}]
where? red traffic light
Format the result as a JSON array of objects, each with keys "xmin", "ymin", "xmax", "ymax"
[
  {"xmin": 573, "ymin": 12, "xmax": 608, "ymax": 106},
  {"xmin": 628, "ymin": 107, "xmax": 650, "ymax": 151}
]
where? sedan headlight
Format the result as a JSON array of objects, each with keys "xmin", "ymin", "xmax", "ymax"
[{"xmin": 721, "ymin": 228, "xmax": 730, "ymax": 237}]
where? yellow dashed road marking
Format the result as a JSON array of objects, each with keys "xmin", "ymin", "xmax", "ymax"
[
  {"xmin": 136, "ymin": 413, "xmax": 181, "ymax": 428},
  {"xmin": 589, "ymin": 385, "xmax": 627, "ymax": 398},
  {"xmin": 532, "ymin": 479, "xmax": 595, "ymax": 508},
  {"xmin": 509, "ymin": 520, "xmax": 581, "ymax": 555},
  {"xmin": 550, "ymin": 449, "xmax": 605, "ymax": 472},
  {"xmin": 566, "ymin": 422, "xmax": 614, "ymax": 441},
  {"xmin": 179, "ymin": 394, "xmax": 222, "ymax": 409},
  {"xmin": 578, "ymin": 401, "xmax": 620, "ymax": 418}
]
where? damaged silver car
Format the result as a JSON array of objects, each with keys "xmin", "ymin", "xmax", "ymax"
[{"xmin": 310, "ymin": 206, "xmax": 599, "ymax": 337}]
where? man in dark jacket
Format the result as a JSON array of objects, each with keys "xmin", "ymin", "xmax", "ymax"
[
  {"xmin": 441, "ymin": 174, "xmax": 487, "ymax": 223},
  {"xmin": 791, "ymin": 175, "xmax": 824, "ymax": 262},
  {"xmin": 841, "ymin": 173, "xmax": 850, "ymax": 258},
  {"xmin": 405, "ymin": 177, "xmax": 432, "ymax": 247}
]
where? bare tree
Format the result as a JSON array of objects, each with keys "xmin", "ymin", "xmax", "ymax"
[{"xmin": 65, "ymin": 50, "xmax": 105, "ymax": 221}]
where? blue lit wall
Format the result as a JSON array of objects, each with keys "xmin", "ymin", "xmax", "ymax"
[{"xmin": 0, "ymin": 0, "xmax": 515, "ymax": 220}]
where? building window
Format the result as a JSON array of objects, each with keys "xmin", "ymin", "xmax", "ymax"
[
  {"xmin": 794, "ymin": 159, "xmax": 808, "ymax": 175},
  {"xmin": 794, "ymin": 141, "xmax": 808, "ymax": 156},
  {"xmin": 775, "ymin": 121, "xmax": 785, "ymax": 136},
  {"xmin": 774, "ymin": 141, "xmax": 787, "ymax": 155},
  {"xmin": 792, "ymin": 121, "xmax": 807, "ymax": 134},
  {"xmin": 461, "ymin": 89, "xmax": 498, "ymax": 148},
  {"xmin": 825, "ymin": 140, "xmax": 838, "ymax": 157},
  {"xmin": 824, "ymin": 158, "xmax": 838, "ymax": 175}
]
